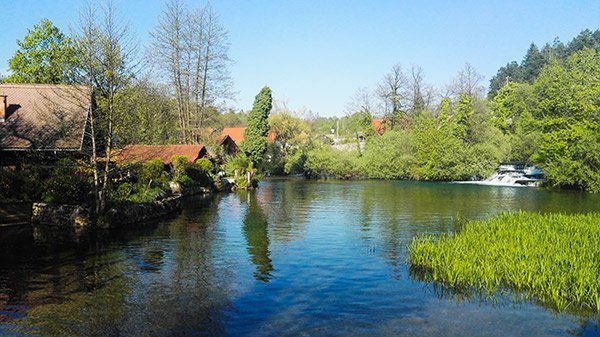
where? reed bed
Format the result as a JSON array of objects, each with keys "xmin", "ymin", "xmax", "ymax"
[{"xmin": 409, "ymin": 212, "xmax": 600, "ymax": 313}]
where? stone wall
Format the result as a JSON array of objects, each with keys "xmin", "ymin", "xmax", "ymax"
[
  {"xmin": 29, "ymin": 181, "xmax": 227, "ymax": 244},
  {"xmin": 101, "ymin": 196, "xmax": 182, "ymax": 228},
  {"xmin": 31, "ymin": 203, "xmax": 91, "ymax": 244}
]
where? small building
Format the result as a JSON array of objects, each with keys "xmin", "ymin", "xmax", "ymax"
[
  {"xmin": 217, "ymin": 127, "xmax": 277, "ymax": 155},
  {"xmin": 111, "ymin": 144, "xmax": 208, "ymax": 165},
  {"xmin": 220, "ymin": 127, "xmax": 246, "ymax": 146},
  {"xmin": 0, "ymin": 84, "xmax": 92, "ymax": 166},
  {"xmin": 218, "ymin": 134, "xmax": 239, "ymax": 155},
  {"xmin": 372, "ymin": 118, "xmax": 385, "ymax": 135}
]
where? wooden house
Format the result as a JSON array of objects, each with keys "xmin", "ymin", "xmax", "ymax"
[{"xmin": 0, "ymin": 84, "xmax": 92, "ymax": 166}]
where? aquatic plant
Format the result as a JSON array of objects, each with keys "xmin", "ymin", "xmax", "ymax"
[{"xmin": 409, "ymin": 212, "xmax": 600, "ymax": 313}]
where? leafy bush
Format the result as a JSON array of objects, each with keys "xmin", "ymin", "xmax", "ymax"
[
  {"xmin": 359, "ymin": 130, "xmax": 413, "ymax": 179},
  {"xmin": 170, "ymin": 155, "xmax": 189, "ymax": 180},
  {"xmin": 42, "ymin": 158, "xmax": 90, "ymax": 204},
  {"xmin": 140, "ymin": 159, "xmax": 168, "ymax": 188},
  {"xmin": 127, "ymin": 186, "xmax": 167, "ymax": 203},
  {"xmin": 303, "ymin": 146, "xmax": 360, "ymax": 179},
  {"xmin": 0, "ymin": 165, "xmax": 47, "ymax": 201},
  {"xmin": 111, "ymin": 182, "xmax": 134, "ymax": 201},
  {"xmin": 225, "ymin": 153, "xmax": 251, "ymax": 177},
  {"xmin": 174, "ymin": 174, "xmax": 194, "ymax": 187},
  {"xmin": 195, "ymin": 157, "xmax": 213, "ymax": 173}
]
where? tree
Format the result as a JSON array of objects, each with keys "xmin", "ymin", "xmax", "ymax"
[
  {"xmin": 521, "ymin": 43, "xmax": 547, "ymax": 82},
  {"xmin": 449, "ymin": 62, "xmax": 484, "ymax": 98},
  {"xmin": 114, "ymin": 77, "xmax": 178, "ymax": 144},
  {"xmin": 488, "ymin": 61, "xmax": 523, "ymax": 98},
  {"xmin": 268, "ymin": 112, "xmax": 311, "ymax": 174},
  {"xmin": 408, "ymin": 65, "xmax": 432, "ymax": 114},
  {"xmin": 531, "ymin": 49, "xmax": 600, "ymax": 192},
  {"xmin": 74, "ymin": 1, "xmax": 138, "ymax": 213},
  {"xmin": 376, "ymin": 64, "xmax": 407, "ymax": 129},
  {"xmin": 6, "ymin": 19, "xmax": 77, "ymax": 84},
  {"xmin": 242, "ymin": 86, "xmax": 273, "ymax": 166},
  {"xmin": 151, "ymin": 0, "xmax": 232, "ymax": 143},
  {"xmin": 346, "ymin": 87, "xmax": 374, "ymax": 116},
  {"xmin": 452, "ymin": 94, "xmax": 475, "ymax": 142}
]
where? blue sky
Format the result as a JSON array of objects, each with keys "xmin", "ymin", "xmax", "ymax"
[{"xmin": 0, "ymin": 1, "xmax": 599, "ymax": 116}]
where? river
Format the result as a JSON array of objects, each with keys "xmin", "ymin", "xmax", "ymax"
[{"xmin": 0, "ymin": 179, "xmax": 599, "ymax": 336}]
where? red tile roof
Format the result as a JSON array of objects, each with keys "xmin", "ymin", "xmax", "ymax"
[
  {"xmin": 219, "ymin": 127, "xmax": 277, "ymax": 145},
  {"xmin": 111, "ymin": 145, "xmax": 207, "ymax": 164},
  {"xmin": 0, "ymin": 84, "xmax": 91, "ymax": 150},
  {"xmin": 220, "ymin": 127, "xmax": 246, "ymax": 144},
  {"xmin": 372, "ymin": 119, "xmax": 385, "ymax": 135}
]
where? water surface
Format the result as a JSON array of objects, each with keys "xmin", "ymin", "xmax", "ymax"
[{"xmin": 0, "ymin": 179, "xmax": 599, "ymax": 336}]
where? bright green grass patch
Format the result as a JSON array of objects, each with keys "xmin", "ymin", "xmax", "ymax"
[{"xmin": 409, "ymin": 212, "xmax": 600, "ymax": 313}]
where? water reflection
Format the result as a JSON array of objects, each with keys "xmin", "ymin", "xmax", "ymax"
[
  {"xmin": 0, "ymin": 179, "xmax": 598, "ymax": 336},
  {"xmin": 241, "ymin": 192, "xmax": 273, "ymax": 282}
]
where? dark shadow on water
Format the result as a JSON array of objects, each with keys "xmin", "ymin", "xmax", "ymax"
[
  {"xmin": 239, "ymin": 191, "xmax": 273, "ymax": 282},
  {"xmin": 0, "ymin": 193, "xmax": 232, "ymax": 337}
]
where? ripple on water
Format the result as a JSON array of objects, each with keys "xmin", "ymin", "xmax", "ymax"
[{"xmin": 0, "ymin": 179, "xmax": 598, "ymax": 336}]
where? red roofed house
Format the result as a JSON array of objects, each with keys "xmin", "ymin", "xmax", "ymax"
[
  {"xmin": 111, "ymin": 144, "xmax": 207, "ymax": 165},
  {"xmin": 218, "ymin": 127, "xmax": 277, "ymax": 155},
  {"xmin": 371, "ymin": 118, "xmax": 385, "ymax": 135},
  {"xmin": 0, "ymin": 84, "xmax": 92, "ymax": 165}
]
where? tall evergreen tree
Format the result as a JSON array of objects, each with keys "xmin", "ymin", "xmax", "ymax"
[
  {"xmin": 242, "ymin": 86, "xmax": 273, "ymax": 165},
  {"xmin": 521, "ymin": 43, "xmax": 546, "ymax": 82}
]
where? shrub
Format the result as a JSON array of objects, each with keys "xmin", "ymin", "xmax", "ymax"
[
  {"xmin": 303, "ymin": 146, "xmax": 360, "ymax": 179},
  {"xmin": 128, "ymin": 186, "xmax": 167, "ymax": 203},
  {"xmin": 42, "ymin": 158, "xmax": 90, "ymax": 204},
  {"xmin": 170, "ymin": 155, "xmax": 189, "ymax": 180},
  {"xmin": 140, "ymin": 159, "xmax": 168, "ymax": 187},
  {"xmin": 111, "ymin": 182, "xmax": 134, "ymax": 201},
  {"xmin": 225, "ymin": 153, "xmax": 251, "ymax": 177},
  {"xmin": 195, "ymin": 157, "xmax": 213, "ymax": 173}
]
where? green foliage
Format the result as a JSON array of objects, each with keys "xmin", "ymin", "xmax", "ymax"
[
  {"xmin": 488, "ymin": 28, "xmax": 600, "ymax": 97},
  {"xmin": 112, "ymin": 182, "xmax": 134, "ymax": 201},
  {"xmin": 283, "ymin": 150, "xmax": 307, "ymax": 175},
  {"xmin": 6, "ymin": 19, "xmax": 76, "ymax": 84},
  {"xmin": 410, "ymin": 116, "xmax": 466, "ymax": 180},
  {"xmin": 224, "ymin": 153, "xmax": 259, "ymax": 189},
  {"xmin": 533, "ymin": 119, "xmax": 600, "ymax": 192},
  {"xmin": 140, "ymin": 159, "xmax": 169, "ymax": 188},
  {"xmin": 170, "ymin": 155, "xmax": 189, "ymax": 180},
  {"xmin": 184, "ymin": 162, "xmax": 212, "ymax": 187},
  {"xmin": 42, "ymin": 158, "xmax": 90, "ymax": 204},
  {"xmin": 242, "ymin": 86, "xmax": 273, "ymax": 166},
  {"xmin": 0, "ymin": 165, "xmax": 46, "ymax": 201},
  {"xmin": 225, "ymin": 153, "xmax": 251, "ymax": 177},
  {"xmin": 529, "ymin": 49, "xmax": 600, "ymax": 192},
  {"xmin": 195, "ymin": 158, "xmax": 213, "ymax": 174},
  {"xmin": 359, "ymin": 130, "xmax": 413, "ymax": 179},
  {"xmin": 126, "ymin": 186, "xmax": 167, "ymax": 204},
  {"xmin": 217, "ymin": 109, "xmax": 248, "ymax": 128},
  {"xmin": 409, "ymin": 212, "xmax": 600, "ymax": 313},
  {"xmin": 112, "ymin": 160, "xmax": 171, "ymax": 203},
  {"xmin": 113, "ymin": 80, "xmax": 178, "ymax": 144},
  {"xmin": 452, "ymin": 94, "xmax": 475, "ymax": 142},
  {"xmin": 267, "ymin": 112, "xmax": 312, "ymax": 175},
  {"xmin": 303, "ymin": 146, "xmax": 360, "ymax": 179}
]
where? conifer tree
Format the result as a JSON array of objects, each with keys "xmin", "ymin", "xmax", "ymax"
[{"xmin": 242, "ymin": 86, "xmax": 273, "ymax": 165}]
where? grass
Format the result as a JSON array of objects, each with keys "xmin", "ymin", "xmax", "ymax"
[{"xmin": 408, "ymin": 212, "xmax": 600, "ymax": 314}]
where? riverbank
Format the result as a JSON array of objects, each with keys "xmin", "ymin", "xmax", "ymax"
[{"xmin": 409, "ymin": 212, "xmax": 600, "ymax": 314}]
